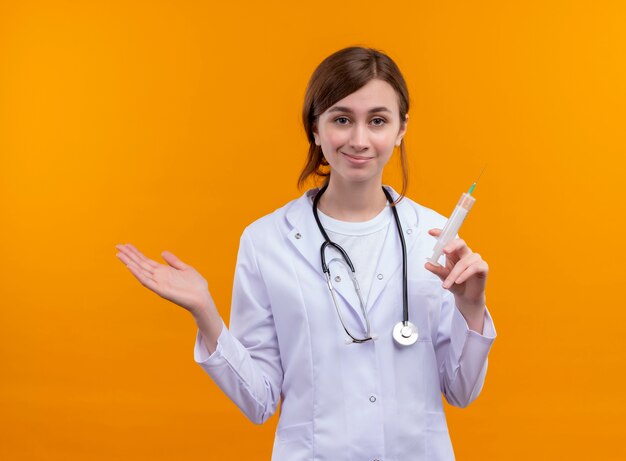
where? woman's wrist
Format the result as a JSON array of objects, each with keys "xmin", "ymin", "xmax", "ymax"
[
  {"xmin": 465, "ymin": 311, "xmax": 485, "ymax": 334},
  {"xmin": 455, "ymin": 300, "xmax": 486, "ymax": 334},
  {"xmin": 190, "ymin": 294, "xmax": 223, "ymax": 354},
  {"xmin": 189, "ymin": 293, "xmax": 216, "ymax": 316}
]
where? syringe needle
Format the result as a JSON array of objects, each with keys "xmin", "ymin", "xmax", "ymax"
[{"xmin": 468, "ymin": 164, "xmax": 487, "ymax": 195}]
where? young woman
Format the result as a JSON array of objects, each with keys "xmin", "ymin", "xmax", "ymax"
[{"xmin": 116, "ymin": 46, "xmax": 497, "ymax": 461}]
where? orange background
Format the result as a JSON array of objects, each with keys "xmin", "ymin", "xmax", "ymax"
[{"xmin": 1, "ymin": 1, "xmax": 625, "ymax": 459}]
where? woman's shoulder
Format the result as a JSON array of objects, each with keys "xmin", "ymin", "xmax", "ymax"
[
  {"xmin": 388, "ymin": 188, "xmax": 449, "ymax": 231},
  {"xmin": 401, "ymin": 196, "xmax": 448, "ymax": 225},
  {"xmin": 241, "ymin": 189, "xmax": 315, "ymax": 240}
]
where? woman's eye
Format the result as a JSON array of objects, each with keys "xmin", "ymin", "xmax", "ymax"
[
  {"xmin": 371, "ymin": 117, "xmax": 386, "ymax": 126},
  {"xmin": 334, "ymin": 117, "xmax": 350, "ymax": 125}
]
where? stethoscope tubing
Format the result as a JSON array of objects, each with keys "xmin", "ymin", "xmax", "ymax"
[
  {"xmin": 382, "ymin": 186, "xmax": 409, "ymax": 326},
  {"xmin": 312, "ymin": 184, "xmax": 410, "ymax": 340}
]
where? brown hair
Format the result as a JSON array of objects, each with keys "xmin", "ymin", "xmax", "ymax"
[{"xmin": 298, "ymin": 46, "xmax": 410, "ymax": 204}]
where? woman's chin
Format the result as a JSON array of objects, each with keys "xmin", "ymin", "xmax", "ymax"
[{"xmin": 330, "ymin": 171, "xmax": 383, "ymax": 187}]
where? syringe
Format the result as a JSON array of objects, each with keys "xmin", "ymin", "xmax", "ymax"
[{"xmin": 427, "ymin": 167, "xmax": 485, "ymax": 266}]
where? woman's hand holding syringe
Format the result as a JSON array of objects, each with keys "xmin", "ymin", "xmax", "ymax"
[
  {"xmin": 423, "ymin": 168, "xmax": 489, "ymax": 334},
  {"xmin": 115, "ymin": 243, "xmax": 223, "ymax": 354}
]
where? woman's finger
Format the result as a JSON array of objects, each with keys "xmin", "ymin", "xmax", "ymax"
[
  {"xmin": 443, "ymin": 253, "xmax": 481, "ymax": 288},
  {"xmin": 443, "ymin": 238, "xmax": 472, "ymax": 259},
  {"xmin": 116, "ymin": 251, "xmax": 149, "ymax": 277},
  {"xmin": 125, "ymin": 258, "xmax": 160, "ymax": 292},
  {"xmin": 118, "ymin": 246, "xmax": 154, "ymax": 274},
  {"xmin": 116, "ymin": 244, "xmax": 156, "ymax": 274},
  {"xmin": 428, "ymin": 229, "xmax": 472, "ymax": 262},
  {"xmin": 123, "ymin": 243, "xmax": 160, "ymax": 269},
  {"xmin": 161, "ymin": 250, "xmax": 188, "ymax": 270},
  {"xmin": 454, "ymin": 259, "xmax": 489, "ymax": 285},
  {"xmin": 424, "ymin": 261, "xmax": 450, "ymax": 281}
]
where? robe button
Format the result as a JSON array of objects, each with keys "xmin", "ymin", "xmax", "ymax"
[
  {"xmin": 334, "ymin": 276, "xmax": 341, "ymax": 282},
  {"xmin": 406, "ymin": 228, "xmax": 413, "ymax": 234},
  {"xmin": 369, "ymin": 395, "xmax": 377, "ymax": 403},
  {"xmin": 377, "ymin": 274, "xmax": 383, "ymax": 280},
  {"xmin": 295, "ymin": 233, "xmax": 301, "ymax": 239}
]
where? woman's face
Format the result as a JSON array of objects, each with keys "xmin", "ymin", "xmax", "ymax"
[{"xmin": 313, "ymin": 78, "xmax": 407, "ymax": 188}]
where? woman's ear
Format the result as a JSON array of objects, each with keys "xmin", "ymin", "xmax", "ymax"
[
  {"xmin": 395, "ymin": 113, "xmax": 409, "ymax": 146},
  {"xmin": 312, "ymin": 123, "xmax": 321, "ymax": 146}
]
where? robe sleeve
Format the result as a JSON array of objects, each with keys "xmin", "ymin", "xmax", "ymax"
[
  {"xmin": 434, "ymin": 289, "xmax": 497, "ymax": 408},
  {"xmin": 193, "ymin": 227, "xmax": 283, "ymax": 424}
]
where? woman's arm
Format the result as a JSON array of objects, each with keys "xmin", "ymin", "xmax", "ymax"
[
  {"xmin": 115, "ymin": 230, "xmax": 283, "ymax": 424},
  {"xmin": 425, "ymin": 228, "xmax": 497, "ymax": 407},
  {"xmin": 434, "ymin": 292, "xmax": 497, "ymax": 408},
  {"xmin": 193, "ymin": 228, "xmax": 284, "ymax": 425}
]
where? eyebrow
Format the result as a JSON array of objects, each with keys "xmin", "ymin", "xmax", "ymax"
[{"xmin": 327, "ymin": 106, "xmax": 392, "ymax": 114}]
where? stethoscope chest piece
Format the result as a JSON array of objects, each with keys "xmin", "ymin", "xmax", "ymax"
[{"xmin": 393, "ymin": 321, "xmax": 418, "ymax": 346}]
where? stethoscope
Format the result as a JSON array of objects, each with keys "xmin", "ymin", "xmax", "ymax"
[{"xmin": 312, "ymin": 184, "xmax": 419, "ymax": 346}]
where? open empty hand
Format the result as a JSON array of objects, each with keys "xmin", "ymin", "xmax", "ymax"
[{"xmin": 115, "ymin": 243, "xmax": 211, "ymax": 314}]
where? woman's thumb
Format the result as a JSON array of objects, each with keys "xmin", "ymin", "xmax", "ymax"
[{"xmin": 161, "ymin": 250, "xmax": 187, "ymax": 270}]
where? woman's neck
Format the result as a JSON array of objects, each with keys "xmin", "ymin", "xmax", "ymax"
[{"xmin": 317, "ymin": 178, "xmax": 388, "ymax": 222}]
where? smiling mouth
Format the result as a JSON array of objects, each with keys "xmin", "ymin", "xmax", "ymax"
[{"xmin": 342, "ymin": 152, "xmax": 374, "ymax": 162}]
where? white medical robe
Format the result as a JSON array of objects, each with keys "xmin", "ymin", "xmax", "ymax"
[{"xmin": 194, "ymin": 187, "xmax": 497, "ymax": 461}]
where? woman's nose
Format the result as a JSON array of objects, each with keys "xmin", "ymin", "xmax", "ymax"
[{"xmin": 348, "ymin": 124, "xmax": 369, "ymax": 151}]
